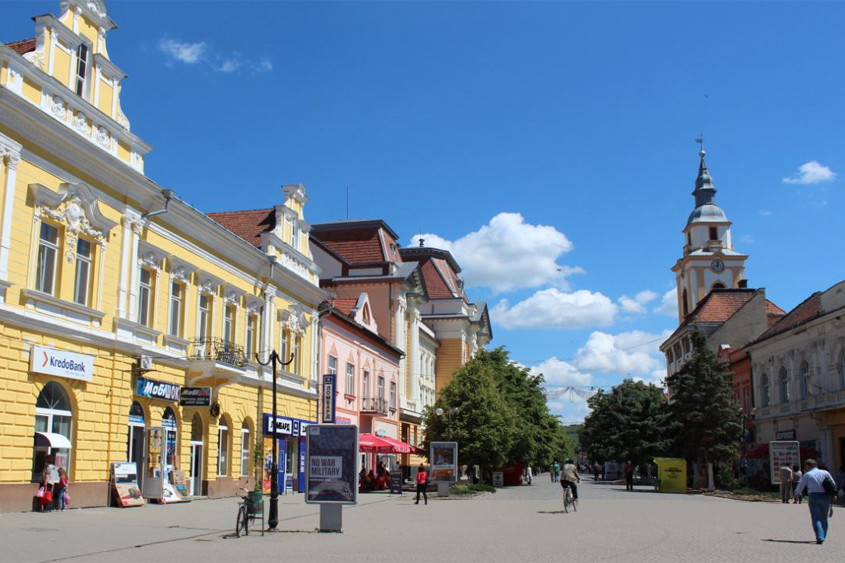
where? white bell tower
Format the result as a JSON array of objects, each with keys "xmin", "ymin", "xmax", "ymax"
[{"xmin": 671, "ymin": 147, "xmax": 748, "ymax": 322}]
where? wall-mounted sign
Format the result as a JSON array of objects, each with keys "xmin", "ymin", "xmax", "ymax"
[
  {"xmin": 180, "ymin": 387, "xmax": 212, "ymax": 407},
  {"xmin": 775, "ymin": 429, "xmax": 796, "ymax": 441},
  {"xmin": 322, "ymin": 374, "xmax": 336, "ymax": 423},
  {"xmin": 262, "ymin": 414, "xmax": 316, "ymax": 437},
  {"xmin": 30, "ymin": 345, "xmax": 93, "ymax": 382},
  {"xmin": 136, "ymin": 376, "xmax": 180, "ymax": 402}
]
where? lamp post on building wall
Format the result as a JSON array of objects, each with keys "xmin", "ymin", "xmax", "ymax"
[{"xmin": 256, "ymin": 350, "xmax": 294, "ymax": 531}]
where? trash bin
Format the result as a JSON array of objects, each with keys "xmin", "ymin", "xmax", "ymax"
[{"xmin": 247, "ymin": 490, "xmax": 264, "ymax": 516}]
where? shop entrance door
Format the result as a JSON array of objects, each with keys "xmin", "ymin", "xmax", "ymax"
[{"xmin": 190, "ymin": 442, "xmax": 203, "ymax": 496}]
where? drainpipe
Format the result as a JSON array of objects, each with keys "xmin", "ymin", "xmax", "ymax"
[{"xmin": 143, "ymin": 189, "xmax": 175, "ymax": 220}]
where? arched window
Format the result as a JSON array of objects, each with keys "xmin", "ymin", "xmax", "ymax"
[
  {"xmin": 712, "ymin": 282, "xmax": 726, "ymax": 290},
  {"xmin": 240, "ymin": 420, "xmax": 252, "ymax": 477},
  {"xmin": 838, "ymin": 350, "xmax": 845, "ymax": 390},
  {"xmin": 761, "ymin": 374, "xmax": 770, "ymax": 407},
  {"xmin": 127, "ymin": 401, "xmax": 145, "ymax": 468},
  {"xmin": 779, "ymin": 367, "xmax": 789, "ymax": 403},
  {"xmin": 162, "ymin": 407, "xmax": 178, "ymax": 481},
  {"xmin": 799, "ymin": 361, "xmax": 810, "ymax": 399},
  {"xmin": 32, "ymin": 382, "xmax": 73, "ymax": 482}
]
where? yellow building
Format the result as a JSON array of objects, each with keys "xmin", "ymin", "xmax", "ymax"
[{"xmin": 0, "ymin": 0, "xmax": 325, "ymax": 512}]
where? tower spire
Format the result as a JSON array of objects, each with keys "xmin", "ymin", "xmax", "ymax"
[{"xmin": 692, "ymin": 144, "xmax": 716, "ymax": 208}]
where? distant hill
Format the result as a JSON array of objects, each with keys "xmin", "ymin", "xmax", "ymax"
[{"xmin": 562, "ymin": 424, "xmax": 582, "ymax": 452}]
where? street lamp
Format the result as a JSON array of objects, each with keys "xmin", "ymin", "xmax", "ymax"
[{"xmin": 256, "ymin": 350, "xmax": 294, "ymax": 531}]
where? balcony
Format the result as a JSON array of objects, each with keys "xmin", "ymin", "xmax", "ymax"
[
  {"xmin": 360, "ymin": 397, "xmax": 389, "ymax": 416},
  {"xmin": 187, "ymin": 337, "xmax": 246, "ymax": 368}
]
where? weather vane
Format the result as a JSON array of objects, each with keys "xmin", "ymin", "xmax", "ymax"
[{"xmin": 695, "ymin": 132, "xmax": 705, "ymax": 154}]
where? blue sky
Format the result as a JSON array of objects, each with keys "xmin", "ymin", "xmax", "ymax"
[{"xmin": 5, "ymin": 1, "xmax": 843, "ymax": 423}]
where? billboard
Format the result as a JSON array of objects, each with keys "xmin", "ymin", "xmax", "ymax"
[
  {"xmin": 769, "ymin": 441, "xmax": 801, "ymax": 485},
  {"xmin": 305, "ymin": 424, "xmax": 358, "ymax": 504},
  {"xmin": 430, "ymin": 441, "xmax": 458, "ymax": 483}
]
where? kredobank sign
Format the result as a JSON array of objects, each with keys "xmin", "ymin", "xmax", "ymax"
[{"xmin": 30, "ymin": 345, "xmax": 93, "ymax": 382}]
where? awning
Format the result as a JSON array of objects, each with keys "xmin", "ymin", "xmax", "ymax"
[
  {"xmin": 34, "ymin": 432, "xmax": 72, "ymax": 449},
  {"xmin": 379, "ymin": 435, "xmax": 424, "ymax": 455},
  {"xmin": 359, "ymin": 433, "xmax": 393, "ymax": 453}
]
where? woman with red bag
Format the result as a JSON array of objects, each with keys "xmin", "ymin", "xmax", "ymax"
[{"xmin": 39, "ymin": 455, "xmax": 57, "ymax": 512}]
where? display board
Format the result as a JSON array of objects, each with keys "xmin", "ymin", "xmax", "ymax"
[
  {"xmin": 769, "ymin": 441, "xmax": 801, "ymax": 485},
  {"xmin": 430, "ymin": 442, "xmax": 459, "ymax": 483},
  {"xmin": 305, "ymin": 424, "xmax": 358, "ymax": 504},
  {"xmin": 111, "ymin": 462, "xmax": 145, "ymax": 507}
]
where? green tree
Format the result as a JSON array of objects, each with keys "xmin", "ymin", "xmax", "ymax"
[
  {"xmin": 422, "ymin": 355, "xmax": 518, "ymax": 470},
  {"xmin": 579, "ymin": 379, "xmax": 669, "ymax": 467},
  {"xmin": 666, "ymin": 330, "xmax": 742, "ymax": 488}
]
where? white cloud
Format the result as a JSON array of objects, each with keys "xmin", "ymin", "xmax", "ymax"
[
  {"xmin": 654, "ymin": 288, "xmax": 677, "ymax": 317},
  {"xmin": 413, "ymin": 212, "xmax": 578, "ymax": 293},
  {"xmin": 158, "ymin": 37, "xmax": 272, "ymax": 75},
  {"xmin": 759, "ymin": 209, "xmax": 772, "ymax": 216},
  {"xmin": 159, "ymin": 38, "xmax": 207, "ymax": 64},
  {"xmin": 531, "ymin": 357, "xmax": 592, "ymax": 387},
  {"xmin": 573, "ymin": 330, "xmax": 670, "ymax": 376},
  {"xmin": 634, "ymin": 369, "xmax": 667, "ymax": 388},
  {"xmin": 618, "ymin": 290, "xmax": 658, "ymax": 314},
  {"xmin": 783, "ymin": 161, "xmax": 836, "ymax": 185},
  {"xmin": 547, "ymin": 396, "xmax": 591, "ymax": 425},
  {"xmin": 492, "ymin": 288, "xmax": 617, "ymax": 329}
]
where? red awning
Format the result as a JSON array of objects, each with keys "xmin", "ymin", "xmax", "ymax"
[
  {"xmin": 379, "ymin": 435, "xmax": 422, "ymax": 455},
  {"xmin": 359, "ymin": 433, "xmax": 394, "ymax": 453}
]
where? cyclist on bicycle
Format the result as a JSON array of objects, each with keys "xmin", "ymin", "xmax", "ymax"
[{"xmin": 561, "ymin": 458, "xmax": 581, "ymax": 501}]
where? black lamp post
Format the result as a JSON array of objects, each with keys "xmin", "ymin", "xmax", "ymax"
[{"xmin": 256, "ymin": 350, "xmax": 294, "ymax": 531}]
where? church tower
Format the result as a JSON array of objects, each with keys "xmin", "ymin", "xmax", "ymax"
[{"xmin": 671, "ymin": 149, "xmax": 748, "ymax": 322}]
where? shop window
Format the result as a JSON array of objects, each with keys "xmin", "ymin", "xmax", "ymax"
[
  {"xmin": 32, "ymin": 382, "xmax": 72, "ymax": 482},
  {"xmin": 190, "ymin": 414, "xmax": 204, "ymax": 497},
  {"xmin": 169, "ymin": 281, "xmax": 184, "ymax": 337},
  {"xmin": 138, "ymin": 268, "xmax": 153, "ymax": 327},
  {"xmin": 240, "ymin": 422, "xmax": 251, "ymax": 477},
  {"xmin": 162, "ymin": 407, "xmax": 178, "ymax": 482},
  {"xmin": 35, "ymin": 222, "xmax": 59, "ymax": 295},
  {"xmin": 218, "ymin": 421, "xmax": 229, "ymax": 477},
  {"xmin": 127, "ymin": 401, "xmax": 145, "ymax": 469}
]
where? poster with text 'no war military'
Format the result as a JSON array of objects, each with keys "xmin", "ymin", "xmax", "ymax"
[{"xmin": 305, "ymin": 424, "xmax": 358, "ymax": 505}]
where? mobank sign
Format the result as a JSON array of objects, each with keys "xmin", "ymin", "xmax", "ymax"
[{"xmin": 30, "ymin": 346, "xmax": 94, "ymax": 382}]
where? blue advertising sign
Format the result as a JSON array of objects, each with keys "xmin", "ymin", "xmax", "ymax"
[
  {"xmin": 136, "ymin": 377, "xmax": 180, "ymax": 402},
  {"xmin": 322, "ymin": 374, "xmax": 336, "ymax": 423},
  {"xmin": 305, "ymin": 425, "xmax": 358, "ymax": 505}
]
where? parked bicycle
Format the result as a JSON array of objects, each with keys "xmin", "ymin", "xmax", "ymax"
[{"xmin": 235, "ymin": 488, "xmax": 258, "ymax": 537}]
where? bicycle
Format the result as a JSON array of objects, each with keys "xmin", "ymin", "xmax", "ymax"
[
  {"xmin": 235, "ymin": 488, "xmax": 257, "ymax": 537},
  {"xmin": 562, "ymin": 481, "xmax": 577, "ymax": 513}
]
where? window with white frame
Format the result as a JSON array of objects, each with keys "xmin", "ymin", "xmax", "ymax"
[
  {"xmin": 32, "ymin": 382, "xmax": 72, "ymax": 482},
  {"xmin": 138, "ymin": 268, "xmax": 153, "ymax": 327},
  {"xmin": 245, "ymin": 313, "xmax": 258, "ymax": 359},
  {"xmin": 390, "ymin": 381, "xmax": 396, "ymax": 409},
  {"xmin": 73, "ymin": 238, "xmax": 93, "ymax": 306},
  {"xmin": 218, "ymin": 421, "xmax": 229, "ymax": 477},
  {"xmin": 240, "ymin": 423, "xmax": 250, "ymax": 477},
  {"xmin": 223, "ymin": 304, "xmax": 235, "ymax": 343},
  {"xmin": 198, "ymin": 294, "xmax": 212, "ymax": 339},
  {"xmin": 281, "ymin": 328, "xmax": 291, "ymax": 364},
  {"xmin": 169, "ymin": 281, "xmax": 183, "ymax": 337},
  {"xmin": 291, "ymin": 333, "xmax": 301, "ymax": 375},
  {"xmin": 75, "ymin": 44, "xmax": 89, "ymax": 97},
  {"xmin": 378, "ymin": 375, "xmax": 385, "ymax": 400},
  {"xmin": 328, "ymin": 355, "xmax": 337, "ymax": 375},
  {"xmin": 346, "ymin": 362, "xmax": 354, "ymax": 395},
  {"xmin": 35, "ymin": 222, "xmax": 59, "ymax": 295}
]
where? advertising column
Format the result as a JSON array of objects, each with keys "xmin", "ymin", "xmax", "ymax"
[{"xmin": 305, "ymin": 424, "xmax": 358, "ymax": 532}]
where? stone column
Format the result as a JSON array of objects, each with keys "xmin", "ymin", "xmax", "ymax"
[{"xmin": 0, "ymin": 140, "xmax": 22, "ymax": 280}]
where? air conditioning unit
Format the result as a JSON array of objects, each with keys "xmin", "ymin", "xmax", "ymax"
[{"xmin": 139, "ymin": 355, "xmax": 154, "ymax": 371}]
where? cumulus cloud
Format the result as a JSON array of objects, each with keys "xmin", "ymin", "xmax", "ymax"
[
  {"xmin": 158, "ymin": 37, "xmax": 272, "ymax": 75},
  {"xmin": 547, "ymin": 396, "xmax": 591, "ymax": 424},
  {"xmin": 618, "ymin": 290, "xmax": 658, "ymax": 314},
  {"xmin": 759, "ymin": 209, "xmax": 772, "ymax": 216},
  {"xmin": 654, "ymin": 288, "xmax": 678, "ymax": 317},
  {"xmin": 783, "ymin": 161, "xmax": 836, "ymax": 185},
  {"xmin": 412, "ymin": 212, "xmax": 578, "ymax": 293},
  {"xmin": 634, "ymin": 369, "xmax": 667, "ymax": 388},
  {"xmin": 531, "ymin": 357, "xmax": 592, "ymax": 387},
  {"xmin": 573, "ymin": 330, "xmax": 671, "ymax": 377},
  {"xmin": 492, "ymin": 288, "xmax": 617, "ymax": 329}
]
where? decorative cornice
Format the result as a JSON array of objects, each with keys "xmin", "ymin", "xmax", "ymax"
[
  {"xmin": 168, "ymin": 256, "xmax": 196, "ymax": 284},
  {"xmin": 137, "ymin": 240, "xmax": 167, "ymax": 271}
]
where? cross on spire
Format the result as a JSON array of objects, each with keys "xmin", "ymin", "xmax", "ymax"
[{"xmin": 695, "ymin": 133, "xmax": 705, "ymax": 156}]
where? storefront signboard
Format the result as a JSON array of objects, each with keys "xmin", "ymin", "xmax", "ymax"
[
  {"xmin": 769, "ymin": 440, "xmax": 801, "ymax": 485},
  {"xmin": 30, "ymin": 345, "xmax": 94, "ymax": 382},
  {"xmin": 136, "ymin": 377, "xmax": 180, "ymax": 402},
  {"xmin": 322, "ymin": 374, "xmax": 336, "ymax": 423},
  {"xmin": 179, "ymin": 387, "xmax": 212, "ymax": 407},
  {"xmin": 263, "ymin": 414, "xmax": 294, "ymax": 436},
  {"xmin": 305, "ymin": 424, "xmax": 358, "ymax": 504},
  {"xmin": 430, "ymin": 441, "xmax": 459, "ymax": 483},
  {"xmin": 110, "ymin": 462, "xmax": 145, "ymax": 508},
  {"xmin": 775, "ymin": 429, "xmax": 796, "ymax": 441}
]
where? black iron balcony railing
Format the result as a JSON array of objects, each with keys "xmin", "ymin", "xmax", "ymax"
[
  {"xmin": 188, "ymin": 337, "xmax": 246, "ymax": 368},
  {"xmin": 360, "ymin": 397, "xmax": 389, "ymax": 415}
]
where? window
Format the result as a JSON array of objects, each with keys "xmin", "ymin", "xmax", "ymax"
[
  {"xmin": 218, "ymin": 421, "xmax": 229, "ymax": 477},
  {"xmin": 761, "ymin": 374, "xmax": 770, "ymax": 407},
  {"xmin": 73, "ymin": 238, "xmax": 92, "ymax": 305},
  {"xmin": 346, "ymin": 362, "xmax": 354, "ymax": 395},
  {"xmin": 779, "ymin": 367, "xmax": 789, "ymax": 403},
  {"xmin": 163, "ymin": 407, "xmax": 177, "ymax": 479},
  {"xmin": 281, "ymin": 328, "xmax": 291, "ymax": 364},
  {"xmin": 245, "ymin": 314, "xmax": 258, "ymax": 359},
  {"xmin": 223, "ymin": 305, "xmax": 235, "ymax": 343},
  {"xmin": 682, "ymin": 288, "xmax": 689, "ymax": 317},
  {"xmin": 363, "ymin": 370, "xmax": 370, "ymax": 398},
  {"xmin": 240, "ymin": 423, "xmax": 250, "ymax": 477},
  {"xmin": 35, "ymin": 223, "xmax": 59, "ymax": 294},
  {"xmin": 712, "ymin": 282, "xmax": 725, "ymax": 290},
  {"xmin": 800, "ymin": 361, "xmax": 810, "ymax": 399},
  {"xmin": 709, "ymin": 226, "xmax": 718, "ymax": 241},
  {"xmin": 75, "ymin": 44, "xmax": 88, "ymax": 97},
  {"xmin": 378, "ymin": 376, "xmax": 385, "ymax": 399},
  {"xmin": 839, "ymin": 350, "xmax": 845, "ymax": 390},
  {"xmin": 328, "ymin": 355, "xmax": 337, "ymax": 375},
  {"xmin": 169, "ymin": 282, "xmax": 183, "ymax": 337},
  {"xmin": 198, "ymin": 294, "xmax": 212, "ymax": 339},
  {"xmin": 390, "ymin": 381, "xmax": 396, "ymax": 409},
  {"xmin": 32, "ymin": 382, "xmax": 72, "ymax": 482},
  {"xmin": 291, "ymin": 333, "xmax": 301, "ymax": 375},
  {"xmin": 138, "ymin": 268, "xmax": 153, "ymax": 327}
]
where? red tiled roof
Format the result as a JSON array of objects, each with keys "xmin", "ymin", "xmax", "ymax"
[
  {"xmin": 691, "ymin": 290, "xmax": 756, "ymax": 323},
  {"xmin": 420, "ymin": 260, "xmax": 454, "ymax": 299},
  {"xmin": 332, "ymin": 298, "xmax": 358, "ymax": 317},
  {"xmin": 311, "ymin": 228, "xmax": 385, "ymax": 263},
  {"xmin": 766, "ymin": 300, "xmax": 785, "ymax": 315},
  {"xmin": 5, "ymin": 38, "xmax": 36, "ymax": 56},
  {"xmin": 207, "ymin": 208, "xmax": 274, "ymax": 247},
  {"xmin": 759, "ymin": 292, "xmax": 822, "ymax": 341}
]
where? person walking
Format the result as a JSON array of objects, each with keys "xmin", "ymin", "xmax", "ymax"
[
  {"xmin": 624, "ymin": 461, "xmax": 635, "ymax": 492},
  {"xmin": 593, "ymin": 461, "xmax": 601, "ymax": 481},
  {"xmin": 793, "ymin": 459, "xmax": 838, "ymax": 544},
  {"xmin": 792, "ymin": 465, "xmax": 803, "ymax": 504},
  {"xmin": 41, "ymin": 455, "xmax": 58, "ymax": 512},
  {"xmin": 414, "ymin": 464, "xmax": 428, "ymax": 505},
  {"xmin": 778, "ymin": 464, "xmax": 793, "ymax": 504},
  {"xmin": 553, "ymin": 460, "xmax": 561, "ymax": 483}
]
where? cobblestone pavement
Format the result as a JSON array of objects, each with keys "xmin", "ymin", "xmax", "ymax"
[{"xmin": 1, "ymin": 476, "xmax": 841, "ymax": 562}]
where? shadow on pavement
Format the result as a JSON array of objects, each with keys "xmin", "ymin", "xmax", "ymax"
[
  {"xmin": 537, "ymin": 510, "xmax": 568, "ymax": 515},
  {"xmin": 761, "ymin": 539, "xmax": 817, "ymax": 544}
]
